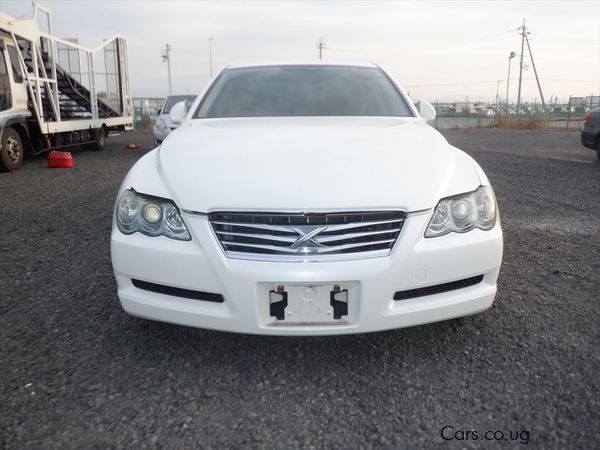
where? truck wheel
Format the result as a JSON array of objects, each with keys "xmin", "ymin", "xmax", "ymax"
[
  {"xmin": 90, "ymin": 127, "xmax": 106, "ymax": 151},
  {"xmin": 0, "ymin": 127, "xmax": 24, "ymax": 172},
  {"xmin": 596, "ymin": 140, "xmax": 600, "ymax": 163}
]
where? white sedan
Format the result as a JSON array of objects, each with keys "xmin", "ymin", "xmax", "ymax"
[{"xmin": 111, "ymin": 61, "xmax": 503, "ymax": 335}]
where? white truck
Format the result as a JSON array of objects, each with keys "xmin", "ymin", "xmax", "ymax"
[{"xmin": 0, "ymin": 5, "xmax": 132, "ymax": 171}]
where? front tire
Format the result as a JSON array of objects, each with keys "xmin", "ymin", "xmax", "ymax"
[
  {"xmin": 596, "ymin": 139, "xmax": 600, "ymax": 163},
  {"xmin": 0, "ymin": 127, "xmax": 24, "ymax": 172}
]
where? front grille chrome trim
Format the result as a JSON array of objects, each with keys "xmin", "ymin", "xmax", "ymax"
[
  {"xmin": 224, "ymin": 249, "xmax": 393, "ymax": 262},
  {"xmin": 315, "ymin": 228, "xmax": 401, "ymax": 243},
  {"xmin": 209, "ymin": 210, "xmax": 407, "ymax": 262},
  {"xmin": 211, "ymin": 220, "xmax": 297, "ymax": 234},
  {"xmin": 219, "ymin": 238, "xmax": 397, "ymax": 253},
  {"xmin": 215, "ymin": 230, "xmax": 298, "ymax": 243},
  {"xmin": 211, "ymin": 217, "xmax": 404, "ymax": 233}
]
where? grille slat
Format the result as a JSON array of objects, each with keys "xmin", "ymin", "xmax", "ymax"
[
  {"xmin": 220, "ymin": 241, "xmax": 305, "ymax": 253},
  {"xmin": 215, "ymin": 230, "xmax": 298, "ymax": 243},
  {"xmin": 315, "ymin": 228, "xmax": 401, "ymax": 243},
  {"xmin": 211, "ymin": 220, "xmax": 297, "ymax": 234},
  {"xmin": 209, "ymin": 211, "xmax": 406, "ymax": 262}
]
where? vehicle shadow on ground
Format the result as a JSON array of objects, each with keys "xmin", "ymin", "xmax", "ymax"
[{"xmin": 118, "ymin": 305, "xmax": 495, "ymax": 365}]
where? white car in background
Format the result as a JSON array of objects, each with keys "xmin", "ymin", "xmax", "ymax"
[
  {"xmin": 112, "ymin": 61, "xmax": 503, "ymax": 335},
  {"xmin": 152, "ymin": 94, "xmax": 197, "ymax": 145}
]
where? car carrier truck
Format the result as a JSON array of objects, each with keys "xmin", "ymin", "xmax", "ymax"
[{"xmin": 0, "ymin": 4, "xmax": 132, "ymax": 171}]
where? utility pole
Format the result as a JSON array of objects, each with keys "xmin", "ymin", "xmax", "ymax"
[
  {"xmin": 316, "ymin": 37, "xmax": 326, "ymax": 60},
  {"xmin": 208, "ymin": 37, "xmax": 214, "ymax": 78},
  {"xmin": 161, "ymin": 43, "xmax": 172, "ymax": 94},
  {"xmin": 495, "ymin": 80, "xmax": 502, "ymax": 113},
  {"xmin": 506, "ymin": 51, "xmax": 516, "ymax": 110},
  {"xmin": 524, "ymin": 32, "xmax": 546, "ymax": 114},
  {"xmin": 516, "ymin": 19, "xmax": 526, "ymax": 116}
]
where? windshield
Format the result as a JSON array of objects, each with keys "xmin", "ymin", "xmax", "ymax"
[
  {"xmin": 0, "ymin": 50, "xmax": 11, "ymax": 112},
  {"xmin": 162, "ymin": 95, "xmax": 196, "ymax": 114},
  {"xmin": 194, "ymin": 65, "xmax": 413, "ymax": 118}
]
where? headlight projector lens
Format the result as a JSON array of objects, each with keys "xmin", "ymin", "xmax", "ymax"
[{"xmin": 143, "ymin": 204, "xmax": 162, "ymax": 223}]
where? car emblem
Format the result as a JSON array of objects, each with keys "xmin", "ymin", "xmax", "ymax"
[{"xmin": 289, "ymin": 226, "xmax": 328, "ymax": 252}]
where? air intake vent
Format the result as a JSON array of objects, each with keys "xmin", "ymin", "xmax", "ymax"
[
  {"xmin": 393, "ymin": 275, "xmax": 484, "ymax": 301},
  {"xmin": 209, "ymin": 211, "xmax": 406, "ymax": 261},
  {"xmin": 132, "ymin": 279, "xmax": 224, "ymax": 303}
]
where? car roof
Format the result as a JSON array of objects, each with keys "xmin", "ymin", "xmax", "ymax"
[{"xmin": 226, "ymin": 60, "xmax": 378, "ymax": 70}]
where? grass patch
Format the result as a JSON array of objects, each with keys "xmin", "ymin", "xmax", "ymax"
[{"xmin": 495, "ymin": 116, "xmax": 548, "ymax": 130}]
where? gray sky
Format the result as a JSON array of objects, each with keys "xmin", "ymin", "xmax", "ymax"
[{"xmin": 2, "ymin": 0, "xmax": 599, "ymax": 103}]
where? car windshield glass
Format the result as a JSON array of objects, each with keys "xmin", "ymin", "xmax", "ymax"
[
  {"xmin": 162, "ymin": 95, "xmax": 196, "ymax": 114},
  {"xmin": 194, "ymin": 65, "xmax": 413, "ymax": 118}
]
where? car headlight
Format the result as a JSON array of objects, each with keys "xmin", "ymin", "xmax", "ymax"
[
  {"xmin": 155, "ymin": 116, "xmax": 167, "ymax": 131},
  {"xmin": 116, "ymin": 189, "xmax": 191, "ymax": 241},
  {"xmin": 425, "ymin": 185, "xmax": 497, "ymax": 237}
]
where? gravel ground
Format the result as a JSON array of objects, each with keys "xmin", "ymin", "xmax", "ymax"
[
  {"xmin": 443, "ymin": 128, "xmax": 596, "ymax": 163},
  {"xmin": 1, "ymin": 130, "xmax": 599, "ymax": 449}
]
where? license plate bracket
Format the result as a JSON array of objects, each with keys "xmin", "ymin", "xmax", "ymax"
[{"xmin": 268, "ymin": 284, "xmax": 349, "ymax": 325}]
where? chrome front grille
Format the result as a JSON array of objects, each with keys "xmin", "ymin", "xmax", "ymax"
[{"xmin": 209, "ymin": 211, "xmax": 406, "ymax": 261}]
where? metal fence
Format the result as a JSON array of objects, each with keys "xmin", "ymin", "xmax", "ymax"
[
  {"xmin": 432, "ymin": 116, "xmax": 585, "ymax": 131},
  {"xmin": 130, "ymin": 97, "xmax": 589, "ymax": 131},
  {"xmin": 430, "ymin": 100, "xmax": 589, "ymax": 131},
  {"xmin": 133, "ymin": 97, "xmax": 164, "ymax": 130}
]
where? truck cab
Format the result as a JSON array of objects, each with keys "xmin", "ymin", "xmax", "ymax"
[{"xmin": 0, "ymin": 37, "xmax": 30, "ymax": 171}]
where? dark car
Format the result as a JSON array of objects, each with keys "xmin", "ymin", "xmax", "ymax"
[{"xmin": 581, "ymin": 107, "xmax": 600, "ymax": 162}]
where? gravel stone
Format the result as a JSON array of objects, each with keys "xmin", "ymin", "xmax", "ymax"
[{"xmin": 1, "ymin": 129, "xmax": 598, "ymax": 449}]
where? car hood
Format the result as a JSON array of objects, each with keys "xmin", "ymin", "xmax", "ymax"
[{"xmin": 151, "ymin": 117, "xmax": 480, "ymax": 212}]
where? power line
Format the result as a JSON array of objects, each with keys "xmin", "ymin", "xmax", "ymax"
[
  {"xmin": 540, "ymin": 78, "xmax": 600, "ymax": 83},
  {"xmin": 327, "ymin": 29, "xmax": 513, "ymax": 55},
  {"xmin": 403, "ymin": 78, "xmax": 598, "ymax": 88},
  {"xmin": 405, "ymin": 78, "xmax": 536, "ymax": 88}
]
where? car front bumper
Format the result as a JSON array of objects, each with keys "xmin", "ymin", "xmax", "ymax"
[
  {"xmin": 152, "ymin": 125, "xmax": 171, "ymax": 145},
  {"xmin": 581, "ymin": 128, "xmax": 597, "ymax": 150},
  {"xmin": 111, "ymin": 211, "xmax": 503, "ymax": 335}
]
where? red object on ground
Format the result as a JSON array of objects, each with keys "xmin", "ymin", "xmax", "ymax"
[
  {"xmin": 48, "ymin": 151, "xmax": 73, "ymax": 168},
  {"xmin": 126, "ymin": 143, "xmax": 142, "ymax": 149}
]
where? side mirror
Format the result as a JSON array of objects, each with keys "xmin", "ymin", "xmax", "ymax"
[
  {"xmin": 418, "ymin": 100, "xmax": 436, "ymax": 121},
  {"xmin": 156, "ymin": 108, "xmax": 162, "ymax": 115},
  {"xmin": 169, "ymin": 101, "xmax": 187, "ymax": 124}
]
